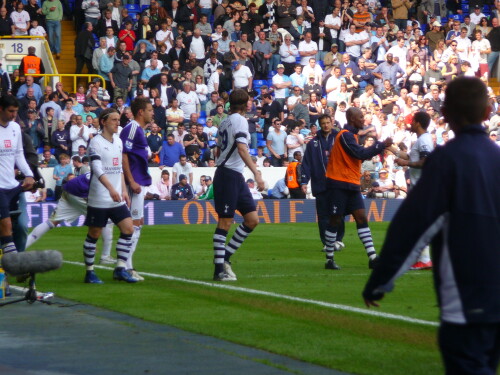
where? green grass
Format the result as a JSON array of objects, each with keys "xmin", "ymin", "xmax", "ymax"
[{"xmin": 24, "ymin": 222, "xmax": 442, "ymax": 375}]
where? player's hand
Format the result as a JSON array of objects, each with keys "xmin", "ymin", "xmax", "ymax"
[
  {"xmin": 395, "ymin": 157, "xmax": 408, "ymax": 166},
  {"xmin": 123, "ymin": 192, "xmax": 130, "ymax": 207},
  {"xmin": 301, "ymin": 184, "xmax": 308, "ymax": 194},
  {"xmin": 130, "ymin": 181, "xmax": 142, "ymax": 194},
  {"xmin": 22, "ymin": 177, "xmax": 35, "ymax": 191},
  {"xmin": 256, "ymin": 174, "xmax": 265, "ymax": 191},
  {"xmin": 110, "ymin": 189, "xmax": 121, "ymax": 202}
]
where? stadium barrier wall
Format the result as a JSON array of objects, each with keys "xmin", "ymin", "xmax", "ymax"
[
  {"xmin": 25, "ymin": 199, "xmax": 403, "ymax": 227},
  {"xmin": 40, "ymin": 167, "xmax": 288, "ymax": 192}
]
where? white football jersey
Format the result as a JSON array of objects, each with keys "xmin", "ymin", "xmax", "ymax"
[
  {"xmin": 216, "ymin": 113, "xmax": 250, "ymax": 174},
  {"xmin": 0, "ymin": 121, "xmax": 33, "ymax": 189},
  {"xmin": 88, "ymin": 134, "xmax": 124, "ymax": 208},
  {"xmin": 409, "ymin": 132, "xmax": 434, "ymax": 186}
]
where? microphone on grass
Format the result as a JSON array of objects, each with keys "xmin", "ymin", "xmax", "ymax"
[{"xmin": 2, "ymin": 250, "xmax": 63, "ymax": 276}]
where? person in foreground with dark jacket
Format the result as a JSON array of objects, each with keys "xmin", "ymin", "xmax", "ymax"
[
  {"xmin": 300, "ymin": 114, "xmax": 346, "ymax": 252},
  {"xmin": 363, "ymin": 77, "xmax": 500, "ymax": 375}
]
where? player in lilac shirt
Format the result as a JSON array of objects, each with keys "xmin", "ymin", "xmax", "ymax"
[{"xmin": 119, "ymin": 97, "xmax": 154, "ymax": 281}]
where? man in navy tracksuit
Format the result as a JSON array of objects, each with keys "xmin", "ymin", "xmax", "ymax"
[
  {"xmin": 363, "ymin": 77, "xmax": 500, "ymax": 375},
  {"xmin": 301, "ymin": 114, "xmax": 345, "ymax": 251}
]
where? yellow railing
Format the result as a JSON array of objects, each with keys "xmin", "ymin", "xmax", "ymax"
[{"xmin": 32, "ymin": 73, "xmax": 106, "ymax": 92}]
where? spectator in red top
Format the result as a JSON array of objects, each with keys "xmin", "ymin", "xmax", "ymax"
[{"xmin": 119, "ymin": 21, "xmax": 136, "ymax": 52}]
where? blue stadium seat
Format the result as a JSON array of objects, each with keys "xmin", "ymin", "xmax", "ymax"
[
  {"xmin": 318, "ymin": 60, "xmax": 325, "ymax": 69},
  {"xmin": 267, "ymin": 79, "xmax": 273, "ymax": 87},
  {"xmin": 249, "ymin": 148, "xmax": 257, "ymax": 156},
  {"xmin": 254, "ymin": 79, "xmax": 266, "ymax": 87},
  {"xmin": 198, "ymin": 118, "xmax": 206, "ymax": 125},
  {"xmin": 268, "ymin": 70, "xmax": 276, "ymax": 78},
  {"xmin": 258, "ymin": 140, "xmax": 267, "ymax": 147},
  {"xmin": 141, "ymin": 4, "xmax": 149, "ymax": 11},
  {"xmin": 268, "ymin": 189, "xmax": 273, "ymax": 196},
  {"xmin": 125, "ymin": 4, "xmax": 140, "ymax": 11},
  {"xmin": 257, "ymin": 133, "xmax": 264, "ymax": 141},
  {"xmin": 36, "ymin": 146, "xmax": 43, "ymax": 154},
  {"xmin": 199, "ymin": 110, "xmax": 206, "ymax": 118}
]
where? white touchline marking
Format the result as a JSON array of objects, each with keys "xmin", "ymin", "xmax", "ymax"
[{"xmin": 63, "ymin": 261, "xmax": 439, "ymax": 327}]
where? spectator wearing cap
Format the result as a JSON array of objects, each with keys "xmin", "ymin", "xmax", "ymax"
[
  {"xmin": 425, "ymin": 21, "xmax": 445, "ymax": 53},
  {"xmin": 232, "ymin": 60, "xmax": 253, "ymax": 91},
  {"xmin": 303, "ymin": 74, "xmax": 322, "ymax": 97},
  {"xmin": 470, "ymin": 4, "xmax": 486, "ymax": 25},
  {"xmin": 171, "ymin": 174, "xmax": 195, "ymax": 200},
  {"xmin": 272, "ymin": 64, "xmax": 292, "ymax": 108},
  {"xmin": 81, "ymin": 100, "xmax": 97, "ymax": 120},
  {"xmin": 94, "ymin": 94, "xmax": 111, "ymax": 117}
]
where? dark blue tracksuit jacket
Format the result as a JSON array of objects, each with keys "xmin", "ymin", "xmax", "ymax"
[
  {"xmin": 363, "ymin": 124, "xmax": 500, "ymax": 324},
  {"xmin": 300, "ymin": 130, "xmax": 337, "ymax": 196}
]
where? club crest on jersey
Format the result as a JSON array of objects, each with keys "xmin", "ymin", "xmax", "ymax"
[
  {"xmin": 125, "ymin": 140, "xmax": 133, "ymax": 149},
  {"xmin": 132, "ymin": 209, "xmax": 138, "ymax": 216},
  {"xmin": 313, "ymin": 140, "xmax": 318, "ymax": 147},
  {"xmin": 4, "ymin": 140, "xmax": 11, "ymax": 148},
  {"xmin": 113, "ymin": 157, "xmax": 119, "ymax": 166}
]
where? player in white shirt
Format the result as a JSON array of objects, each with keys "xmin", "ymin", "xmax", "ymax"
[
  {"xmin": 82, "ymin": 108, "xmax": 137, "ymax": 284},
  {"xmin": 0, "ymin": 96, "xmax": 34, "ymax": 257},
  {"xmin": 212, "ymin": 89, "xmax": 265, "ymax": 281},
  {"xmin": 392, "ymin": 111, "xmax": 434, "ymax": 270}
]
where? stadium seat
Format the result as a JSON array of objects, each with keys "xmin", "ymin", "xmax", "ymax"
[
  {"xmin": 268, "ymin": 70, "xmax": 276, "ymax": 78},
  {"xmin": 258, "ymin": 140, "xmax": 267, "ymax": 147},
  {"xmin": 257, "ymin": 133, "xmax": 264, "ymax": 141},
  {"xmin": 141, "ymin": 4, "xmax": 149, "ymax": 11},
  {"xmin": 267, "ymin": 79, "xmax": 273, "ymax": 87},
  {"xmin": 198, "ymin": 118, "xmax": 206, "ymax": 125},
  {"xmin": 199, "ymin": 110, "xmax": 206, "ymax": 118},
  {"xmin": 125, "ymin": 4, "xmax": 140, "ymax": 11},
  {"xmin": 254, "ymin": 80, "xmax": 266, "ymax": 87},
  {"xmin": 318, "ymin": 60, "xmax": 325, "ymax": 69},
  {"xmin": 249, "ymin": 148, "xmax": 257, "ymax": 156},
  {"xmin": 268, "ymin": 189, "xmax": 273, "ymax": 197},
  {"xmin": 36, "ymin": 146, "xmax": 43, "ymax": 154}
]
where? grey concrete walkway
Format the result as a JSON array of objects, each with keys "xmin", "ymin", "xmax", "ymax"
[{"xmin": 0, "ymin": 290, "xmax": 350, "ymax": 375}]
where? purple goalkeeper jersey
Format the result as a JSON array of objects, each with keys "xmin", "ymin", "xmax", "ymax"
[
  {"xmin": 63, "ymin": 173, "xmax": 90, "ymax": 198},
  {"xmin": 119, "ymin": 120, "xmax": 152, "ymax": 187}
]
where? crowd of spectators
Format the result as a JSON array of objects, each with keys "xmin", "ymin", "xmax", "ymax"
[{"xmin": 1, "ymin": 0, "xmax": 500, "ymax": 202}]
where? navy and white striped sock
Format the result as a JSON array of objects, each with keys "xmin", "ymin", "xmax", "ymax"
[
  {"xmin": 357, "ymin": 225, "xmax": 376, "ymax": 259},
  {"xmin": 324, "ymin": 230, "xmax": 337, "ymax": 261},
  {"xmin": 213, "ymin": 228, "xmax": 228, "ymax": 274},
  {"xmin": 83, "ymin": 235, "xmax": 98, "ymax": 271},
  {"xmin": 225, "ymin": 224, "xmax": 253, "ymax": 261},
  {"xmin": 1, "ymin": 236, "xmax": 17, "ymax": 255},
  {"xmin": 116, "ymin": 233, "xmax": 133, "ymax": 269}
]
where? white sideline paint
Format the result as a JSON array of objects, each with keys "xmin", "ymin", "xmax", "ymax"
[{"xmin": 64, "ymin": 261, "xmax": 439, "ymax": 327}]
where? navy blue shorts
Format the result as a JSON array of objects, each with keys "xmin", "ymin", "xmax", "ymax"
[
  {"xmin": 327, "ymin": 187, "xmax": 365, "ymax": 216},
  {"xmin": 85, "ymin": 204, "xmax": 131, "ymax": 228},
  {"xmin": 213, "ymin": 167, "xmax": 256, "ymax": 218},
  {"xmin": 0, "ymin": 185, "xmax": 23, "ymax": 220}
]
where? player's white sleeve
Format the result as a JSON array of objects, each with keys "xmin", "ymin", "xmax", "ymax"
[
  {"xmin": 16, "ymin": 132, "xmax": 33, "ymax": 178},
  {"xmin": 89, "ymin": 141, "xmax": 104, "ymax": 178},
  {"xmin": 234, "ymin": 116, "xmax": 249, "ymax": 145}
]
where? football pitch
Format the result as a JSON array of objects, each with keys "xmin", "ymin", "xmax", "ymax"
[{"xmin": 25, "ymin": 222, "xmax": 443, "ymax": 375}]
